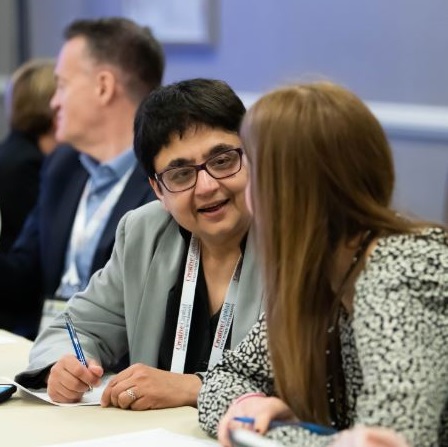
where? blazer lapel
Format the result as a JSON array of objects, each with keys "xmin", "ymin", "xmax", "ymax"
[{"xmin": 47, "ymin": 165, "xmax": 88, "ymax": 291}]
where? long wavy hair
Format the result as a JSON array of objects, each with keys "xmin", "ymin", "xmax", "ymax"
[{"xmin": 240, "ymin": 82, "xmax": 421, "ymax": 425}]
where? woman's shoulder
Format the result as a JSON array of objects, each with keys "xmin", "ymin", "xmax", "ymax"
[
  {"xmin": 121, "ymin": 200, "xmax": 171, "ymax": 228},
  {"xmin": 116, "ymin": 200, "xmax": 180, "ymax": 250},
  {"xmin": 354, "ymin": 227, "xmax": 448, "ymax": 331},
  {"xmin": 369, "ymin": 227, "xmax": 448, "ymax": 269},
  {"xmin": 358, "ymin": 227, "xmax": 448, "ymax": 306}
]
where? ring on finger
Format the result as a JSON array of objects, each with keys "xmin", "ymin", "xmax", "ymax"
[{"xmin": 125, "ymin": 388, "xmax": 138, "ymax": 401}]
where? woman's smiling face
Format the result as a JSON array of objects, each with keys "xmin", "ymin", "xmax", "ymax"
[{"xmin": 150, "ymin": 126, "xmax": 251, "ymax": 248}]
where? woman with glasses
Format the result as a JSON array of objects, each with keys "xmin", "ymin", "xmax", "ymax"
[
  {"xmin": 16, "ymin": 79, "xmax": 263, "ymax": 411},
  {"xmin": 197, "ymin": 81, "xmax": 448, "ymax": 447}
]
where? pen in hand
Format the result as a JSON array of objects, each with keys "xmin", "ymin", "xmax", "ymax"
[
  {"xmin": 63, "ymin": 312, "xmax": 93, "ymax": 391},
  {"xmin": 233, "ymin": 416, "xmax": 337, "ymax": 436}
]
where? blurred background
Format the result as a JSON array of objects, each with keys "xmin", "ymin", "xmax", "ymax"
[{"xmin": 0, "ymin": 0, "xmax": 447, "ymax": 222}]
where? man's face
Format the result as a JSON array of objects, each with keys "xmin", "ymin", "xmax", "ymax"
[
  {"xmin": 50, "ymin": 37, "xmax": 101, "ymax": 149},
  {"xmin": 151, "ymin": 126, "xmax": 251, "ymax": 248}
]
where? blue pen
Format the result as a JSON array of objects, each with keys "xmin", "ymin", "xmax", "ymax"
[
  {"xmin": 64, "ymin": 312, "xmax": 92, "ymax": 392},
  {"xmin": 63, "ymin": 312, "xmax": 88, "ymax": 367},
  {"xmin": 233, "ymin": 416, "xmax": 337, "ymax": 436}
]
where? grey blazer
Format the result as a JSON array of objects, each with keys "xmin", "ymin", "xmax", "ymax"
[{"xmin": 16, "ymin": 201, "xmax": 264, "ymax": 382}]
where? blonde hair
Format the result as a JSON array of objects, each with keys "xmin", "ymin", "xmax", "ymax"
[
  {"xmin": 241, "ymin": 81, "xmax": 421, "ymax": 425},
  {"xmin": 6, "ymin": 59, "xmax": 56, "ymax": 137}
]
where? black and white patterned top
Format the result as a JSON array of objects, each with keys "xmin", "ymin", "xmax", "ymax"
[{"xmin": 198, "ymin": 228, "xmax": 448, "ymax": 447}]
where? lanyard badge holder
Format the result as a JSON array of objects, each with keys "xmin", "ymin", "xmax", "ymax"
[{"xmin": 170, "ymin": 235, "xmax": 242, "ymax": 373}]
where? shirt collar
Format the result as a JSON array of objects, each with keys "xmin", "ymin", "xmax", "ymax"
[{"xmin": 79, "ymin": 148, "xmax": 136, "ymax": 189}]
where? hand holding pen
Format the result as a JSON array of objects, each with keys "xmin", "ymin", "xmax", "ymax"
[
  {"xmin": 218, "ymin": 394, "xmax": 301, "ymax": 446},
  {"xmin": 45, "ymin": 313, "xmax": 104, "ymax": 403},
  {"xmin": 232, "ymin": 416, "xmax": 337, "ymax": 436}
]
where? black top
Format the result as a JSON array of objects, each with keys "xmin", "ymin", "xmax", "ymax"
[
  {"xmin": 157, "ymin": 227, "xmax": 246, "ymax": 374},
  {"xmin": 0, "ymin": 131, "xmax": 43, "ymax": 253}
]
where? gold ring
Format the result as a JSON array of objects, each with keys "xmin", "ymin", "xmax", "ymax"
[{"xmin": 126, "ymin": 388, "xmax": 137, "ymax": 401}]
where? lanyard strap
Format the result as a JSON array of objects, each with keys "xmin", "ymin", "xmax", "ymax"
[
  {"xmin": 57, "ymin": 167, "xmax": 134, "ymax": 292},
  {"xmin": 170, "ymin": 235, "xmax": 242, "ymax": 373}
]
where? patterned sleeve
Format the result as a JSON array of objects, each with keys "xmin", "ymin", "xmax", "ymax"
[
  {"xmin": 198, "ymin": 316, "xmax": 275, "ymax": 437},
  {"xmin": 352, "ymin": 231, "xmax": 448, "ymax": 447},
  {"xmin": 198, "ymin": 317, "xmax": 336, "ymax": 447}
]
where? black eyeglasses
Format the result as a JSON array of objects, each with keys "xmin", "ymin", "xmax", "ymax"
[{"xmin": 155, "ymin": 148, "xmax": 243, "ymax": 193}]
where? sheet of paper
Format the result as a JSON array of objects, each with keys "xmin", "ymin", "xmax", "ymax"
[
  {"xmin": 0, "ymin": 333, "xmax": 18, "ymax": 344},
  {"xmin": 0, "ymin": 374, "xmax": 113, "ymax": 406},
  {"xmin": 41, "ymin": 428, "xmax": 219, "ymax": 446}
]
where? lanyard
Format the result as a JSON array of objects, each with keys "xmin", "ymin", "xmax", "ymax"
[
  {"xmin": 170, "ymin": 235, "xmax": 243, "ymax": 373},
  {"xmin": 57, "ymin": 167, "xmax": 133, "ymax": 294}
]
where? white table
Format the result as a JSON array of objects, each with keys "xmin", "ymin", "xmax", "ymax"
[{"xmin": 0, "ymin": 330, "xmax": 211, "ymax": 446}]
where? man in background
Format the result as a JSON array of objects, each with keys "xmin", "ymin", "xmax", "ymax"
[
  {"xmin": 0, "ymin": 17, "xmax": 164, "ymax": 339},
  {"xmin": 0, "ymin": 59, "xmax": 57, "ymax": 253}
]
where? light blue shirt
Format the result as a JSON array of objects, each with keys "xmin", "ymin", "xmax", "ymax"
[{"xmin": 58, "ymin": 149, "xmax": 136, "ymax": 298}]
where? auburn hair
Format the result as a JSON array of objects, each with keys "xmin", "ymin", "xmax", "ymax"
[{"xmin": 241, "ymin": 82, "xmax": 421, "ymax": 424}]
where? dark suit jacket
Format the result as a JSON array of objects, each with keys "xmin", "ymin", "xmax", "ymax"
[
  {"xmin": 0, "ymin": 131, "xmax": 44, "ymax": 253},
  {"xmin": 0, "ymin": 145, "xmax": 155, "ymax": 339}
]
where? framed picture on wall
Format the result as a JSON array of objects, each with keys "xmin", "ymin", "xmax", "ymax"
[{"xmin": 122, "ymin": 0, "xmax": 217, "ymax": 45}]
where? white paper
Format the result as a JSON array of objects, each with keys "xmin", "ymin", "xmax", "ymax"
[
  {"xmin": 42, "ymin": 428, "xmax": 218, "ymax": 446},
  {"xmin": 0, "ymin": 333, "xmax": 18, "ymax": 344},
  {"xmin": 0, "ymin": 374, "xmax": 113, "ymax": 406},
  {"xmin": 230, "ymin": 429, "xmax": 283, "ymax": 446}
]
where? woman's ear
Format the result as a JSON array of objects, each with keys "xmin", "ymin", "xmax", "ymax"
[{"xmin": 149, "ymin": 178, "xmax": 168, "ymax": 210}]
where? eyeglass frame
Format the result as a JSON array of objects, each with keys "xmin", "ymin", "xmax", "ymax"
[{"xmin": 154, "ymin": 147, "xmax": 244, "ymax": 193}]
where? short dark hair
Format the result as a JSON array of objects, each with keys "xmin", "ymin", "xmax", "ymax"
[
  {"xmin": 134, "ymin": 78, "xmax": 246, "ymax": 179},
  {"xmin": 64, "ymin": 17, "xmax": 165, "ymax": 103}
]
